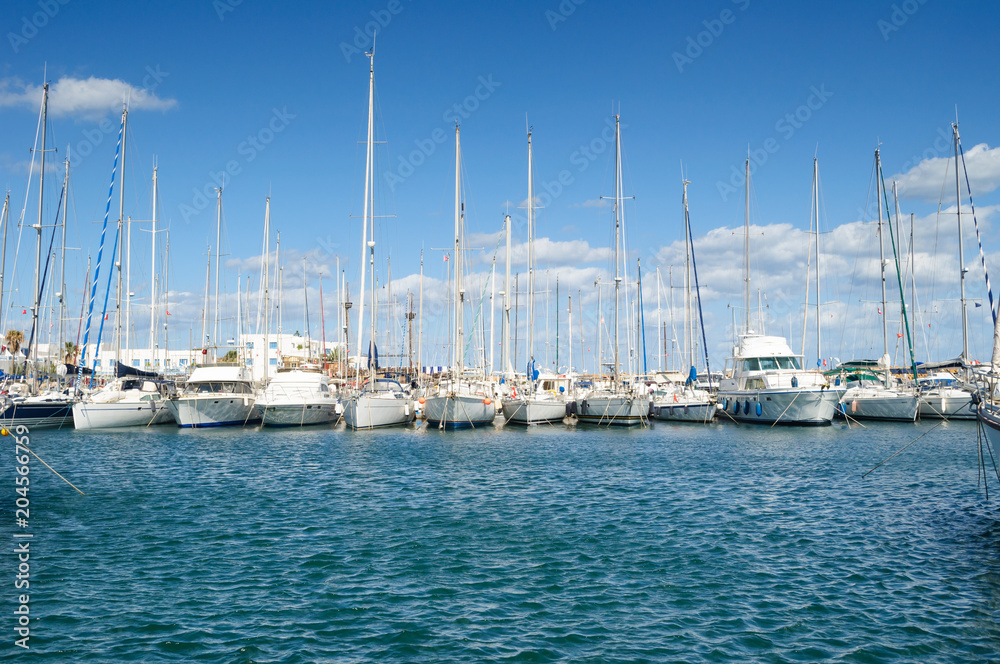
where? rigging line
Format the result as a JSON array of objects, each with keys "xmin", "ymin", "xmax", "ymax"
[
  {"xmin": 83, "ymin": 115, "xmax": 126, "ymax": 389},
  {"xmin": 25, "ymin": 183, "xmax": 63, "ymax": 360},
  {"xmin": 862, "ymin": 419, "xmax": 947, "ymax": 479},
  {"xmin": 958, "ymin": 139, "xmax": 996, "ymax": 326}
]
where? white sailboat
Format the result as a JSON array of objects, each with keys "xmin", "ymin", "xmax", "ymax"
[
  {"xmin": 342, "ymin": 45, "xmax": 415, "ymax": 430},
  {"xmin": 502, "ymin": 128, "xmax": 569, "ymax": 425},
  {"xmin": 0, "ymin": 82, "xmax": 74, "ymax": 429},
  {"xmin": 651, "ymin": 179, "xmax": 716, "ymax": 423},
  {"xmin": 919, "ymin": 123, "xmax": 977, "ymax": 420},
  {"xmin": 716, "ymin": 158, "xmax": 841, "ymax": 425},
  {"xmin": 73, "ymin": 164, "xmax": 173, "ymax": 429},
  {"xmin": 839, "ymin": 149, "xmax": 919, "ymax": 422},
  {"xmin": 422, "ymin": 124, "xmax": 496, "ymax": 429},
  {"xmin": 577, "ymin": 115, "xmax": 646, "ymax": 427}
]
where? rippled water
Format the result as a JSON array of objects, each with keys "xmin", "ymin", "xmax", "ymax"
[{"xmin": 11, "ymin": 419, "xmax": 1000, "ymax": 662}]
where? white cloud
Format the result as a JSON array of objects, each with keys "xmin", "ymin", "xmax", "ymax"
[
  {"xmin": 0, "ymin": 75, "xmax": 177, "ymax": 120},
  {"xmin": 892, "ymin": 143, "xmax": 1000, "ymax": 202}
]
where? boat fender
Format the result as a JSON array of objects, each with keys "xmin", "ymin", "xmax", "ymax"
[
  {"xmin": 851, "ymin": 400, "xmax": 858, "ymax": 413},
  {"xmin": 791, "ymin": 376, "xmax": 798, "ymax": 388},
  {"xmin": 756, "ymin": 402, "xmax": 762, "ymax": 416},
  {"xmin": 732, "ymin": 399, "xmax": 739, "ymax": 414},
  {"xmin": 743, "ymin": 401, "xmax": 750, "ymax": 415}
]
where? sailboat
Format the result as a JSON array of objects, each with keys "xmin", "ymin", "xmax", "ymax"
[
  {"xmin": 716, "ymin": 158, "xmax": 842, "ymax": 425},
  {"xmin": 918, "ymin": 123, "xmax": 978, "ymax": 420},
  {"xmin": 342, "ymin": 46, "xmax": 415, "ymax": 430},
  {"xmin": 838, "ymin": 149, "xmax": 919, "ymax": 422},
  {"xmin": 576, "ymin": 115, "xmax": 646, "ymax": 426},
  {"xmin": 651, "ymin": 180, "xmax": 716, "ymax": 423},
  {"xmin": 73, "ymin": 163, "xmax": 173, "ymax": 429},
  {"xmin": 0, "ymin": 82, "xmax": 74, "ymax": 429},
  {"xmin": 422, "ymin": 124, "xmax": 497, "ymax": 429},
  {"xmin": 502, "ymin": 129, "xmax": 571, "ymax": 425}
]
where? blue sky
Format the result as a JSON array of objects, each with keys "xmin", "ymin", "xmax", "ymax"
[{"xmin": 3, "ymin": 0, "xmax": 1000, "ymax": 372}]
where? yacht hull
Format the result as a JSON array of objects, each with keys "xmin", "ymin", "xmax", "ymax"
[
  {"xmin": 72, "ymin": 399, "xmax": 173, "ymax": 430},
  {"xmin": 342, "ymin": 395, "xmax": 413, "ymax": 430},
  {"xmin": 652, "ymin": 400, "xmax": 717, "ymax": 423},
  {"xmin": 839, "ymin": 390, "xmax": 918, "ymax": 421},
  {"xmin": 918, "ymin": 390, "xmax": 976, "ymax": 420},
  {"xmin": 166, "ymin": 395, "xmax": 260, "ymax": 428},
  {"xmin": 0, "ymin": 399, "xmax": 74, "ymax": 429},
  {"xmin": 260, "ymin": 402, "xmax": 339, "ymax": 427},
  {"xmin": 717, "ymin": 388, "xmax": 840, "ymax": 425},
  {"xmin": 423, "ymin": 393, "xmax": 495, "ymax": 429},
  {"xmin": 501, "ymin": 397, "xmax": 566, "ymax": 425},
  {"xmin": 577, "ymin": 396, "xmax": 646, "ymax": 426}
]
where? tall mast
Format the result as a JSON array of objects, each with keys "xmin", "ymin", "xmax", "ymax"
[
  {"xmin": 148, "ymin": 167, "xmax": 158, "ymax": 361},
  {"xmin": 489, "ymin": 256, "xmax": 495, "ymax": 375},
  {"xmin": 0, "ymin": 192, "xmax": 9, "ymax": 338},
  {"xmin": 201, "ymin": 245, "xmax": 211, "ymax": 350},
  {"xmin": 527, "ymin": 128, "xmax": 535, "ymax": 386},
  {"xmin": 953, "ymin": 123, "xmax": 969, "ymax": 363},
  {"xmin": 213, "ymin": 187, "xmax": 222, "ymax": 353},
  {"xmin": 875, "ymin": 149, "xmax": 890, "ymax": 363},
  {"xmin": 113, "ymin": 108, "xmax": 129, "ymax": 368},
  {"xmin": 683, "ymin": 179, "xmax": 693, "ymax": 368},
  {"xmin": 58, "ymin": 149, "xmax": 69, "ymax": 371},
  {"xmin": 743, "ymin": 157, "xmax": 750, "ymax": 336},
  {"xmin": 366, "ymin": 46, "xmax": 376, "ymax": 385},
  {"xmin": 613, "ymin": 115, "xmax": 622, "ymax": 387},
  {"xmin": 815, "ymin": 158, "xmax": 822, "ymax": 365},
  {"xmin": 163, "ymin": 231, "xmax": 169, "ymax": 371},
  {"xmin": 31, "ymin": 83, "xmax": 50, "ymax": 392},
  {"xmin": 417, "ymin": 251, "xmax": 423, "ymax": 383},
  {"xmin": 320, "ymin": 274, "xmax": 326, "ymax": 371},
  {"xmin": 262, "ymin": 197, "xmax": 271, "ymax": 382},
  {"xmin": 453, "ymin": 123, "xmax": 463, "ymax": 382},
  {"xmin": 355, "ymin": 44, "xmax": 375, "ymax": 385},
  {"xmin": 503, "ymin": 216, "xmax": 511, "ymax": 378}
]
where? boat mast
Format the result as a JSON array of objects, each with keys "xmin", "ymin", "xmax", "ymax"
[
  {"xmin": 453, "ymin": 122, "xmax": 463, "ymax": 384},
  {"xmin": 527, "ymin": 128, "xmax": 535, "ymax": 390},
  {"xmin": 355, "ymin": 44, "xmax": 375, "ymax": 386},
  {"xmin": 953, "ymin": 123, "xmax": 969, "ymax": 364},
  {"xmin": 148, "ymin": 167, "xmax": 158, "ymax": 365},
  {"xmin": 875, "ymin": 149, "xmax": 890, "ymax": 371},
  {"xmin": 503, "ymin": 216, "xmax": 511, "ymax": 378},
  {"xmin": 0, "ymin": 192, "xmax": 9, "ymax": 338},
  {"xmin": 262, "ymin": 197, "xmax": 271, "ymax": 382},
  {"xmin": 58, "ymin": 149, "xmax": 69, "ymax": 373},
  {"xmin": 815, "ymin": 158, "xmax": 822, "ymax": 365},
  {"xmin": 613, "ymin": 115, "xmax": 622, "ymax": 388},
  {"xmin": 683, "ymin": 179, "xmax": 693, "ymax": 369},
  {"xmin": 417, "ymin": 251, "xmax": 423, "ymax": 383},
  {"xmin": 201, "ymin": 244, "xmax": 210, "ymax": 352},
  {"xmin": 31, "ymin": 83, "xmax": 50, "ymax": 393},
  {"xmin": 743, "ymin": 157, "xmax": 750, "ymax": 336},
  {"xmin": 213, "ymin": 187, "xmax": 222, "ymax": 355}
]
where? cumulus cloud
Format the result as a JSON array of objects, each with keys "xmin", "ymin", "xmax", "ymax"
[
  {"xmin": 0, "ymin": 75, "xmax": 177, "ymax": 120},
  {"xmin": 892, "ymin": 143, "xmax": 1000, "ymax": 202}
]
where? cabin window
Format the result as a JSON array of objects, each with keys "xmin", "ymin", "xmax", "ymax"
[
  {"xmin": 777, "ymin": 357, "xmax": 800, "ymax": 370},
  {"xmin": 759, "ymin": 357, "xmax": 780, "ymax": 371},
  {"xmin": 132, "ymin": 360, "xmax": 140, "ymax": 367},
  {"xmin": 744, "ymin": 358, "xmax": 761, "ymax": 372}
]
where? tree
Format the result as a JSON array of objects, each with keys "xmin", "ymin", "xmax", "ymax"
[
  {"xmin": 63, "ymin": 341, "xmax": 79, "ymax": 364},
  {"xmin": 5, "ymin": 330, "xmax": 23, "ymax": 357},
  {"xmin": 222, "ymin": 350, "xmax": 237, "ymax": 363}
]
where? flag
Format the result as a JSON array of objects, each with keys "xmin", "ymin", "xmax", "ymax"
[
  {"xmin": 443, "ymin": 254, "xmax": 449, "ymax": 262},
  {"xmin": 976, "ymin": 302, "xmax": 983, "ymax": 308},
  {"xmin": 22, "ymin": 309, "xmax": 26, "ymax": 314},
  {"xmin": 166, "ymin": 310, "xmax": 172, "ymax": 315},
  {"xmin": 877, "ymin": 308, "xmax": 882, "ymax": 315},
  {"xmin": 104, "ymin": 314, "xmax": 108, "ymax": 320},
  {"xmin": 897, "ymin": 333, "xmax": 903, "ymax": 338}
]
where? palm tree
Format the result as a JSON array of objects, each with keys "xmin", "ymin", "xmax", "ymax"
[
  {"xmin": 5, "ymin": 330, "xmax": 23, "ymax": 357},
  {"xmin": 63, "ymin": 341, "xmax": 79, "ymax": 364}
]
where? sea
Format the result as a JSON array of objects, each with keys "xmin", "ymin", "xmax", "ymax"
[{"xmin": 7, "ymin": 418, "xmax": 1000, "ymax": 663}]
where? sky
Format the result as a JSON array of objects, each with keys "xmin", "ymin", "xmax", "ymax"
[{"xmin": 2, "ymin": 0, "xmax": 1000, "ymax": 374}]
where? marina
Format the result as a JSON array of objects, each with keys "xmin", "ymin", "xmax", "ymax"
[
  {"xmin": 17, "ymin": 420, "xmax": 1000, "ymax": 662},
  {"xmin": 3, "ymin": 1, "xmax": 1000, "ymax": 660}
]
